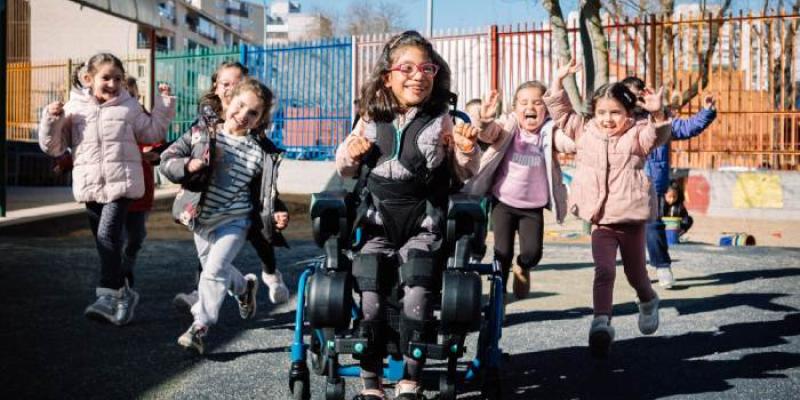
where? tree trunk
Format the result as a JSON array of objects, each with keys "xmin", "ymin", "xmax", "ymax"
[
  {"xmin": 582, "ymin": 0, "xmax": 608, "ymax": 91},
  {"xmin": 678, "ymin": 0, "xmax": 732, "ymax": 106},
  {"xmin": 541, "ymin": 0, "xmax": 585, "ymax": 112}
]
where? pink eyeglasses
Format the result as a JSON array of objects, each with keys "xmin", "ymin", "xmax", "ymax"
[{"xmin": 388, "ymin": 63, "xmax": 440, "ymax": 77}]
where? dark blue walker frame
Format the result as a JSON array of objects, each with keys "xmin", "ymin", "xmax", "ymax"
[{"xmin": 290, "ymin": 261, "xmax": 505, "ymax": 399}]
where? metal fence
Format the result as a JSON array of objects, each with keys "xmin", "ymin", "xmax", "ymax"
[
  {"xmin": 6, "ymin": 57, "xmax": 148, "ymax": 142},
  {"xmin": 7, "ymin": 12, "xmax": 800, "ymax": 168}
]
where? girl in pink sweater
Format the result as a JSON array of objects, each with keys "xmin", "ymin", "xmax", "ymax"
[{"xmin": 543, "ymin": 60, "xmax": 671, "ymax": 358}]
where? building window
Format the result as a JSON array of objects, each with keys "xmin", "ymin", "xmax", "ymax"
[
  {"xmin": 158, "ymin": 1, "xmax": 177, "ymax": 24},
  {"xmin": 137, "ymin": 27, "xmax": 151, "ymax": 49},
  {"xmin": 197, "ymin": 16, "xmax": 217, "ymax": 42}
]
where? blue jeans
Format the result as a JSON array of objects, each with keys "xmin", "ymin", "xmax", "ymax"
[
  {"xmin": 86, "ymin": 199, "xmax": 132, "ymax": 290},
  {"xmin": 646, "ymin": 220, "xmax": 672, "ymax": 269}
]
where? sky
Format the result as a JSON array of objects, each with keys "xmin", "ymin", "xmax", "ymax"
[
  {"xmin": 283, "ymin": 0, "xmax": 759, "ymax": 34},
  {"xmin": 295, "ymin": 0, "xmax": 556, "ymax": 32}
]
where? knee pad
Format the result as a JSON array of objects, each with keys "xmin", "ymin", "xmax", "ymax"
[
  {"xmin": 352, "ymin": 319, "xmax": 386, "ymax": 359},
  {"xmin": 352, "ymin": 253, "xmax": 395, "ymax": 293},
  {"xmin": 400, "ymin": 249, "xmax": 438, "ymax": 289},
  {"xmin": 399, "ymin": 315, "xmax": 438, "ymax": 361}
]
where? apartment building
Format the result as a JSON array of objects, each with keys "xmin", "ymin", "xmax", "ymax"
[{"xmin": 265, "ymin": 0, "xmax": 331, "ymax": 44}]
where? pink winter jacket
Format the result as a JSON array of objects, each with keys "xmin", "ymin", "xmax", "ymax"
[
  {"xmin": 38, "ymin": 89, "xmax": 176, "ymax": 204},
  {"xmin": 543, "ymin": 88, "xmax": 671, "ymax": 225}
]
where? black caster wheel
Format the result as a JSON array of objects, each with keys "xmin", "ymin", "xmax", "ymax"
[
  {"xmin": 439, "ymin": 374, "xmax": 456, "ymax": 400},
  {"xmin": 310, "ymin": 333, "xmax": 327, "ymax": 375},
  {"xmin": 325, "ymin": 379, "xmax": 345, "ymax": 400},
  {"xmin": 290, "ymin": 376, "xmax": 310, "ymax": 400}
]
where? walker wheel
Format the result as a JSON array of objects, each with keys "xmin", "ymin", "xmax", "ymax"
[
  {"xmin": 439, "ymin": 373, "xmax": 456, "ymax": 400},
  {"xmin": 310, "ymin": 332, "xmax": 327, "ymax": 375},
  {"xmin": 291, "ymin": 376, "xmax": 310, "ymax": 400},
  {"xmin": 325, "ymin": 379, "xmax": 345, "ymax": 400}
]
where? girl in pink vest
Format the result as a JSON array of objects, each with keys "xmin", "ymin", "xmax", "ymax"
[{"xmin": 543, "ymin": 60, "xmax": 671, "ymax": 358}]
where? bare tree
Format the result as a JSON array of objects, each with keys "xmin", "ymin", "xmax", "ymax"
[
  {"xmin": 541, "ymin": 0, "xmax": 587, "ymax": 111},
  {"xmin": 344, "ymin": 0, "xmax": 407, "ymax": 36}
]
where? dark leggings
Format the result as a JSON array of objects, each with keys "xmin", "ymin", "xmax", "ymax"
[
  {"xmin": 491, "ymin": 200, "xmax": 544, "ymax": 284},
  {"xmin": 122, "ymin": 211, "xmax": 148, "ymax": 287},
  {"xmin": 86, "ymin": 199, "xmax": 132, "ymax": 290}
]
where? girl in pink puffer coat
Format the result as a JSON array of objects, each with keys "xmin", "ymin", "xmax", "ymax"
[
  {"xmin": 543, "ymin": 59, "xmax": 671, "ymax": 358},
  {"xmin": 38, "ymin": 52, "xmax": 176, "ymax": 326}
]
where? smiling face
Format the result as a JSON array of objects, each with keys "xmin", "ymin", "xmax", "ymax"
[
  {"xmin": 224, "ymin": 90, "xmax": 264, "ymax": 136},
  {"xmin": 594, "ymin": 97, "xmax": 630, "ymax": 136},
  {"xmin": 384, "ymin": 46, "xmax": 435, "ymax": 109},
  {"xmin": 89, "ymin": 63, "xmax": 124, "ymax": 103},
  {"xmin": 514, "ymin": 87, "xmax": 548, "ymax": 132},
  {"xmin": 215, "ymin": 66, "xmax": 245, "ymax": 113}
]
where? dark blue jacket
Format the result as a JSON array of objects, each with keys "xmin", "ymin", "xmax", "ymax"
[{"xmin": 645, "ymin": 108, "xmax": 717, "ymax": 195}]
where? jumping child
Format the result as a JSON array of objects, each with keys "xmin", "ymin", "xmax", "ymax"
[{"xmin": 544, "ymin": 59, "xmax": 671, "ymax": 357}]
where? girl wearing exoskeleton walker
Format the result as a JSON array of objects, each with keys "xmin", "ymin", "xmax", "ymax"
[
  {"xmin": 160, "ymin": 77, "xmax": 288, "ymax": 354},
  {"xmin": 39, "ymin": 52, "xmax": 176, "ymax": 326},
  {"xmin": 543, "ymin": 59, "xmax": 671, "ymax": 357},
  {"xmin": 335, "ymin": 30, "xmax": 481, "ymax": 400},
  {"xmin": 464, "ymin": 82, "xmax": 572, "ymax": 303},
  {"xmin": 171, "ymin": 61, "xmax": 291, "ymax": 314}
]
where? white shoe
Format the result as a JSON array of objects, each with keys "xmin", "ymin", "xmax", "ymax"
[
  {"xmin": 657, "ymin": 267, "xmax": 675, "ymax": 289},
  {"xmin": 173, "ymin": 290, "xmax": 198, "ymax": 314},
  {"xmin": 262, "ymin": 271, "xmax": 289, "ymax": 304},
  {"xmin": 589, "ymin": 315, "xmax": 615, "ymax": 358},
  {"xmin": 637, "ymin": 294, "xmax": 660, "ymax": 335}
]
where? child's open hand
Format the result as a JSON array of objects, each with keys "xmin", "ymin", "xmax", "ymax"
[
  {"xmin": 453, "ymin": 122, "xmax": 479, "ymax": 152},
  {"xmin": 273, "ymin": 211, "xmax": 289, "ymax": 230},
  {"xmin": 556, "ymin": 58, "xmax": 582, "ymax": 82},
  {"xmin": 480, "ymin": 90, "xmax": 500, "ymax": 120},
  {"xmin": 186, "ymin": 158, "xmax": 206, "ymax": 173},
  {"xmin": 639, "ymin": 86, "xmax": 665, "ymax": 114},
  {"xmin": 47, "ymin": 101, "xmax": 64, "ymax": 117},
  {"xmin": 158, "ymin": 83, "xmax": 172, "ymax": 97},
  {"xmin": 347, "ymin": 136, "xmax": 372, "ymax": 161}
]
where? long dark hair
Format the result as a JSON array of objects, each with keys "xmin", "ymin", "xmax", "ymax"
[
  {"xmin": 198, "ymin": 61, "xmax": 249, "ymax": 117},
  {"xmin": 589, "ymin": 82, "xmax": 637, "ymax": 117},
  {"xmin": 359, "ymin": 30, "xmax": 452, "ymax": 122}
]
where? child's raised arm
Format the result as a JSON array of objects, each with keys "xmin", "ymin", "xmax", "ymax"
[
  {"xmin": 38, "ymin": 100, "xmax": 71, "ymax": 157},
  {"xmin": 634, "ymin": 86, "xmax": 672, "ymax": 154},
  {"xmin": 476, "ymin": 90, "xmax": 504, "ymax": 144},
  {"xmin": 131, "ymin": 83, "xmax": 177, "ymax": 144},
  {"xmin": 544, "ymin": 59, "xmax": 584, "ymax": 140},
  {"xmin": 335, "ymin": 118, "xmax": 372, "ymax": 177},
  {"xmin": 159, "ymin": 128, "xmax": 205, "ymax": 185}
]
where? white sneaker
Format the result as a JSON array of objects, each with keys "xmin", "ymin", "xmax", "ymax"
[
  {"xmin": 113, "ymin": 285, "xmax": 140, "ymax": 326},
  {"xmin": 589, "ymin": 315, "xmax": 615, "ymax": 358},
  {"xmin": 84, "ymin": 287, "xmax": 118, "ymax": 323},
  {"xmin": 657, "ymin": 267, "xmax": 675, "ymax": 289},
  {"xmin": 637, "ymin": 294, "xmax": 660, "ymax": 335},
  {"xmin": 262, "ymin": 271, "xmax": 289, "ymax": 304},
  {"xmin": 173, "ymin": 290, "xmax": 198, "ymax": 314}
]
